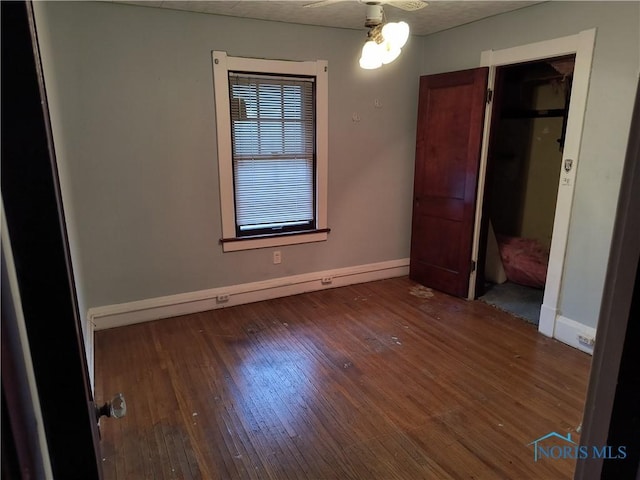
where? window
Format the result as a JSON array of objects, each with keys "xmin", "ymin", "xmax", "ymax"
[
  {"xmin": 213, "ymin": 52, "xmax": 328, "ymax": 252},
  {"xmin": 230, "ymin": 73, "xmax": 315, "ymax": 236}
]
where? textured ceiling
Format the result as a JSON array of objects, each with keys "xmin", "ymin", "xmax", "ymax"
[{"xmin": 113, "ymin": 1, "xmax": 544, "ymax": 36}]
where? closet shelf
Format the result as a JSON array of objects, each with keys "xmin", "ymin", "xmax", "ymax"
[{"xmin": 502, "ymin": 108, "xmax": 566, "ymax": 119}]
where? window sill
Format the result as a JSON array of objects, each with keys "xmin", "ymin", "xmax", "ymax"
[{"xmin": 220, "ymin": 229, "xmax": 330, "ymax": 252}]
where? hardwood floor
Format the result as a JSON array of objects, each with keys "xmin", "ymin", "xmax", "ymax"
[{"xmin": 95, "ymin": 277, "xmax": 591, "ymax": 479}]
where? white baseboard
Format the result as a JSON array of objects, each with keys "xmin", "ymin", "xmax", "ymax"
[
  {"xmin": 554, "ymin": 315, "xmax": 596, "ymax": 355},
  {"xmin": 539, "ymin": 306, "xmax": 596, "ymax": 355},
  {"xmin": 89, "ymin": 258, "xmax": 410, "ymax": 331},
  {"xmin": 86, "ymin": 318, "xmax": 95, "ymax": 392}
]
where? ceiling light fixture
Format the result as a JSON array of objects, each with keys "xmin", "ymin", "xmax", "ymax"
[{"xmin": 358, "ymin": 19, "xmax": 410, "ymax": 70}]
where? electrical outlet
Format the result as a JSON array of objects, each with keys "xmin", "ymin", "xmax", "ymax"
[
  {"xmin": 578, "ymin": 334, "xmax": 595, "ymax": 347},
  {"xmin": 273, "ymin": 251, "xmax": 282, "ymax": 264},
  {"xmin": 216, "ymin": 294, "xmax": 229, "ymax": 303},
  {"xmin": 321, "ymin": 276, "xmax": 333, "ymax": 285}
]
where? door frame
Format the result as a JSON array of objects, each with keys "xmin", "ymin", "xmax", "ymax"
[{"xmin": 468, "ymin": 29, "xmax": 597, "ymax": 340}]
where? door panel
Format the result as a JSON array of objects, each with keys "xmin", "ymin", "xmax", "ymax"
[
  {"xmin": 410, "ymin": 68, "xmax": 488, "ymax": 298},
  {"xmin": 412, "ymin": 218, "xmax": 461, "ymax": 271},
  {"xmin": 1, "ymin": 2, "xmax": 103, "ymax": 477}
]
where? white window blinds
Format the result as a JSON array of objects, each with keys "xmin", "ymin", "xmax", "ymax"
[{"xmin": 229, "ymin": 72, "xmax": 316, "ymax": 235}]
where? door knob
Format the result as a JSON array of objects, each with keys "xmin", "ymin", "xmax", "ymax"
[{"xmin": 96, "ymin": 393, "xmax": 127, "ymax": 422}]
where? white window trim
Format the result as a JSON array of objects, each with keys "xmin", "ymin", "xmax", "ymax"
[{"xmin": 212, "ymin": 51, "xmax": 329, "ymax": 252}]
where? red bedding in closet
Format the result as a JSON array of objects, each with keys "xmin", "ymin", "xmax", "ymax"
[{"xmin": 496, "ymin": 235, "xmax": 549, "ymax": 289}]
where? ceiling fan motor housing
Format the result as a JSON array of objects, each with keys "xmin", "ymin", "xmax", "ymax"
[{"xmin": 364, "ymin": 3, "xmax": 384, "ymax": 27}]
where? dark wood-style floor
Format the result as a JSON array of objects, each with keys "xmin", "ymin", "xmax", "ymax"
[{"xmin": 95, "ymin": 277, "xmax": 591, "ymax": 479}]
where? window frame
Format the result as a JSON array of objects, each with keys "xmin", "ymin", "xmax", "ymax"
[{"xmin": 213, "ymin": 51, "xmax": 329, "ymax": 252}]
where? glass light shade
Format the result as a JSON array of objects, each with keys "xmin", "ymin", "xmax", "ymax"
[
  {"xmin": 380, "ymin": 42, "xmax": 401, "ymax": 64},
  {"xmin": 359, "ymin": 40, "xmax": 382, "ymax": 69},
  {"xmin": 382, "ymin": 21, "xmax": 410, "ymax": 50}
]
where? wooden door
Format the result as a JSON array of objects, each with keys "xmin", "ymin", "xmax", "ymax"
[
  {"xmin": 410, "ymin": 68, "xmax": 488, "ymax": 298},
  {"xmin": 2, "ymin": 2, "xmax": 103, "ymax": 477}
]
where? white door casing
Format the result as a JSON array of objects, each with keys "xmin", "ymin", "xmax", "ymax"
[{"xmin": 468, "ymin": 29, "xmax": 597, "ymax": 340}]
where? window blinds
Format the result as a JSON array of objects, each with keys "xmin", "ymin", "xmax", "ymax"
[{"xmin": 229, "ymin": 72, "xmax": 316, "ymax": 234}]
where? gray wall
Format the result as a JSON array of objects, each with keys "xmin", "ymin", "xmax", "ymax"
[
  {"xmin": 33, "ymin": 2, "xmax": 420, "ymax": 310},
  {"xmin": 35, "ymin": 1, "xmax": 640, "ymax": 334},
  {"xmin": 420, "ymin": 1, "xmax": 640, "ymax": 329}
]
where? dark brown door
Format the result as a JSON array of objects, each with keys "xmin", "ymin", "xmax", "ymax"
[
  {"xmin": 410, "ymin": 68, "xmax": 488, "ymax": 298},
  {"xmin": 2, "ymin": 2, "xmax": 103, "ymax": 477}
]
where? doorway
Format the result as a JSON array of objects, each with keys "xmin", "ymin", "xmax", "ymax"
[
  {"xmin": 466, "ymin": 29, "xmax": 595, "ymax": 342},
  {"xmin": 479, "ymin": 56, "xmax": 575, "ymax": 325}
]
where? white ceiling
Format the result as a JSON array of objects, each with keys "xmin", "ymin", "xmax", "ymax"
[{"xmin": 114, "ymin": 0, "xmax": 544, "ymax": 36}]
